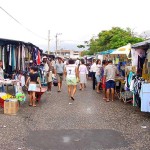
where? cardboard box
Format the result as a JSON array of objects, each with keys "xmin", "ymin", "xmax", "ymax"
[{"xmin": 4, "ymin": 99, "xmax": 19, "ymax": 115}]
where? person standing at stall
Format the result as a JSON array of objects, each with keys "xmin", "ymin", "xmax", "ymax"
[
  {"xmin": 64, "ymin": 59, "xmax": 78, "ymax": 100},
  {"xmin": 0, "ymin": 60, "xmax": 5, "ymax": 92},
  {"xmin": 104, "ymin": 60, "xmax": 117, "ymax": 102},
  {"xmin": 0, "ymin": 60, "xmax": 4, "ymax": 79},
  {"xmin": 43, "ymin": 56, "xmax": 53, "ymax": 93},
  {"xmin": 90, "ymin": 59, "xmax": 97, "ymax": 90},
  {"xmin": 101, "ymin": 60, "xmax": 108, "ymax": 100},
  {"xmin": 95, "ymin": 59, "xmax": 101, "ymax": 93},
  {"xmin": 54, "ymin": 57, "xmax": 65, "ymax": 92}
]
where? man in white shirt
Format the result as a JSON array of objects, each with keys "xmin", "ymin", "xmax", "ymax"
[
  {"xmin": 90, "ymin": 59, "xmax": 97, "ymax": 90},
  {"xmin": 75, "ymin": 58, "xmax": 80, "ymax": 67}
]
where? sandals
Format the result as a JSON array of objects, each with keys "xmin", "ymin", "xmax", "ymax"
[
  {"xmin": 71, "ymin": 97, "xmax": 75, "ymax": 101},
  {"xmin": 106, "ymin": 99, "xmax": 110, "ymax": 102}
]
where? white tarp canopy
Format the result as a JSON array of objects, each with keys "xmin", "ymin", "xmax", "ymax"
[{"xmin": 111, "ymin": 43, "xmax": 131, "ymax": 57}]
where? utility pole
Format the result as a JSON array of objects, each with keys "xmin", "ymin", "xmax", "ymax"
[
  {"xmin": 56, "ymin": 34, "xmax": 58, "ymax": 56},
  {"xmin": 55, "ymin": 33, "xmax": 62, "ymax": 56},
  {"xmin": 48, "ymin": 30, "xmax": 50, "ymax": 54}
]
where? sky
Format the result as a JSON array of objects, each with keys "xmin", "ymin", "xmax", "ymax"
[{"xmin": 0, "ymin": 0, "xmax": 150, "ymax": 52}]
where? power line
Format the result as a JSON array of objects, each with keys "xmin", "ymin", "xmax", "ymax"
[{"xmin": 0, "ymin": 6, "xmax": 47, "ymax": 40}]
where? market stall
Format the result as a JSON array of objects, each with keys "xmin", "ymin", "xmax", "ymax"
[{"xmin": 0, "ymin": 38, "xmax": 43, "ymax": 77}]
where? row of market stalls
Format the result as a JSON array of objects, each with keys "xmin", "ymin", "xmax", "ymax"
[
  {"xmin": 97, "ymin": 41, "xmax": 150, "ymax": 113},
  {"xmin": 0, "ymin": 38, "xmax": 54, "ymax": 114},
  {"xmin": 0, "ymin": 38, "xmax": 55, "ymax": 76}
]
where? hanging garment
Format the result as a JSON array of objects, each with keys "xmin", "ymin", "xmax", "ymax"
[
  {"xmin": 22, "ymin": 45, "xmax": 25, "ymax": 71},
  {"xmin": 12, "ymin": 45, "xmax": 16, "ymax": 71},
  {"xmin": 133, "ymin": 75, "xmax": 145, "ymax": 107},
  {"xmin": 2, "ymin": 46, "xmax": 5, "ymax": 70},
  {"xmin": 33, "ymin": 48, "xmax": 38, "ymax": 64},
  {"xmin": 18, "ymin": 45, "xmax": 21, "ymax": 70},
  {"xmin": 0, "ymin": 46, "xmax": 1, "ymax": 60},
  {"xmin": 11, "ymin": 45, "xmax": 14, "ymax": 70},
  {"xmin": 37, "ymin": 50, "xmax": 41, "ymax": 65},
  {"xmin": 127, "ymin": 72, "xmax": 135, "ymax": 88},
  {"xmin": 137, "ymin": 56, "xmax": 145, "ymax": 77},
  {"xmin": 9, "ymin": 45, "xmax": 12, "ymax": 66},
  {"xmin": 140, "ymin": 84, "xmax": 150, "ymax": 112}
]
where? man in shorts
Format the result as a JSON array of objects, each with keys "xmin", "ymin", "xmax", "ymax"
[
  {"xmin": 54, "ymin": 57, "xmax": 65, "ymax": 92},
  {"xmin": 104, "ymin": 60, "xmax": 117, "ymax": 102}
]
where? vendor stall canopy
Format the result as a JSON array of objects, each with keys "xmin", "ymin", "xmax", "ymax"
[
  {"xmin": 99, "ymin": 49, "xmax": 115, "ymax": 55},
  {"xmin": 132, "ymin": 39, "xmax": 150, "ymax": 50},
  {"xmin": 98, "ymin": 44, "xmax": 131, "ymax": 58}
]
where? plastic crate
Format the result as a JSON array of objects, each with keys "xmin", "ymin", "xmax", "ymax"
[{"xmin": 0, "ymin": 98, "xmax": 4, "ymax": 108}]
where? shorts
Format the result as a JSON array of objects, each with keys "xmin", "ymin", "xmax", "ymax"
[
  {"xmin": 57, "ymin": 73, "xmax": 63, "ymax": 82},
  {"xmin": 66, "ymin": 77, "xmax": 77, "ymax": 85},
  {"xmin": 95, "ymin": 75, "xmax": 101, "ymax": 83},
  {"xmin": 45, "ymin": 71, "xmax": 52, "ymax": 83},
  {"xmin": 106, "ymin": 80, "xmax": 115, "ymax": 89},
  {"xmin": 28, "ymin": 84, "xmax": 37, "ymax": 91}
]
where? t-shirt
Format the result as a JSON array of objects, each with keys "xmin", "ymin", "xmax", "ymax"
[
  {"xmin": 29, "ymin": 73, "xmax": 39, "ymax": 82},
  {"xmin": 79, "ymin": 65, "xmax": 88, "ymax": 75},
  {"xmin": 54, "ymin": 63, "xmax": 65, "ymax": 74},
  {"xmin": 95, "ymin": 64, "xmax": 101, "ymax": 76},
  {"xmin": 75, "ymin": 60, "xmax": 80, "ymax": 66},
  {"xmin": 66, "ymin": 64, "xmax": 77, "ymax": 78},
  {"xmin": 104, "ymin": 64, "xmax": 117, "ymax": 81},
  {"xmin": 90, "ymin": 63, "xmax": 97, "ymax": 72}
]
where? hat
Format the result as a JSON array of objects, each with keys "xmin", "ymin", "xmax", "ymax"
[{"xmin": 42, "ymin": 56, "xmax": 47, "ymax": 60}]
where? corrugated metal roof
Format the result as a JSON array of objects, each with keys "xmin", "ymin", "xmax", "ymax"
[{"xmin": 132, "ymin": 39, "xmax": 150, "ymax": 48}]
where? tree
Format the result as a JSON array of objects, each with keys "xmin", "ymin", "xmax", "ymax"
[
  {"xmin": 77, "ymin": 45, "xmax": 85, "ymax": 48},
  {"xmin": 87, "ymin": 27, "xmax": 144, "ymax": 55}
]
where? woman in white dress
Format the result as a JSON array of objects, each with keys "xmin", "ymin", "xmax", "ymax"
[{"xmin": 79, "ymin": 59, "xmax": 88, "ymax": 90}]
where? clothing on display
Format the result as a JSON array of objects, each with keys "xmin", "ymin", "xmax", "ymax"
[{"xmin": 140, "ymin": 83, "xmax": 150, "ymax": 112}]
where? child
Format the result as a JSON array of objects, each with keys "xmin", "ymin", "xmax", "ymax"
[{"xmin": 26, "ymin": 66, "xmax": 41, "ymax": 107}]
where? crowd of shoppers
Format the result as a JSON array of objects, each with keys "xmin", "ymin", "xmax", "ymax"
[{"xmin": 24, "ymin": 56, "xmax": 118, "ymax": 106}]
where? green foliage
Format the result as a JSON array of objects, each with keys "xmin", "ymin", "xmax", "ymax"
[
  {"xmin": 77, "ymin": 45, "xmax": 85, "ymax": 48},
  {"xmin": 87, "ymin": 27, "xmax": 144, "ymax": 55}
]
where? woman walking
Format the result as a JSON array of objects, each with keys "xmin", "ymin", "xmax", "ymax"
[
  {"xmin": 64, "ymin": 59, "xmax": 78, "ymax": 100},
  {"xmin": 95, "ymin": 59, "xmax": 101, "ymax": 93},
  {"xmin": 26, "ymin": 66, "xmax": 41, "ymax": 107},
  {"xmin": 79, "ymin": 59, "xmax": 88, "ymax": 90}
]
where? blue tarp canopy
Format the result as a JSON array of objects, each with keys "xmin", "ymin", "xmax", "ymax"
[{"xmin": 99, "ymin": 49, "xmax": 115, "ymax": 55}]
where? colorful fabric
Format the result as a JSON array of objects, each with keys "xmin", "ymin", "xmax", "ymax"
[
  {"xmin": 16, "ymin": 92, "xmax": 26, "ymax": 101},
  {"xmin": 37, "ymin": 50, "xmax": 41, "ymax": 65}
]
